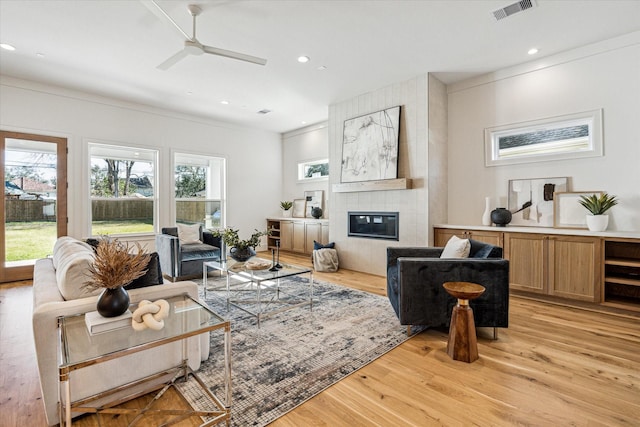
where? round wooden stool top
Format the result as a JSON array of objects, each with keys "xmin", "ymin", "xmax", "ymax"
[{"xmin": 443, "ymin": 281, "xmax": 485, "ymax": 303}]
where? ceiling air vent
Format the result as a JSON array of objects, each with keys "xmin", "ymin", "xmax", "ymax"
[
  {"xmin": 257, "ymin": 109, "xmax": 272, "ymax": 115},
  {"xmin": 492, "ymin": 0, "xmax": 537, "ymax": 21}
]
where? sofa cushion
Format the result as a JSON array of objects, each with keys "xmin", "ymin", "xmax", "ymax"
[
  {"xmin": 313, "ymin": 240, "xmax": 335, "ymax": 250},
  {"xmin": 177, "ymin": 223, "xmax": 202, "ymax": 245},
  {"xmin": 180, "ymin": 243, "xmax": 219, "ymax": 262},
  {"xmin": 127, "ymin": 252, "xmax": 164, "ymax": 289},
  {"xmin": 54, "ymin": 238, "xmax": 101, "ymax": 300},
  {"xmin": 440, "ymin": 235, "xmax": 471, "ymax": 258}
]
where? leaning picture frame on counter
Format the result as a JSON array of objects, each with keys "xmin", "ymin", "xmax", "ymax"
[{"xmin": 553, "ymin": 191, "xmax": 602, "ymax": 229}]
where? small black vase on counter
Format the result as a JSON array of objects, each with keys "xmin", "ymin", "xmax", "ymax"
[{"xmin": 491, "ymin": 208, "xmax": 512, "ymax": 227}]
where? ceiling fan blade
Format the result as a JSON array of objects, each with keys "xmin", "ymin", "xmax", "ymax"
[
  {"xmin": 202, "ymin": 45, "xmax": 267, "ymax": 66},
  {"xmin": 157, "ymin": 49, "xmax": 190, "ymax": 70},
  {"xmin": 140, "ymin": 0, "xmax": 190, "ymax": 41}
]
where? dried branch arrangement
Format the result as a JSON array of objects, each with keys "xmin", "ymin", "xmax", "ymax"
[{"xmin": 83, "ymin": 238, "xmax": 150, "ymax": 291}]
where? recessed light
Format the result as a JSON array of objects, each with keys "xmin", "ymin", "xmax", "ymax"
[
  {"xmin": 317, "ymin": 65, "xmax": 327, "ymax": 71},
  {"xmin": 528, "ymin": 48, "xmax": 539, "ymax": 55},
  {"xmin": 301, "ymin": 121, "xmax": 307, "ymax": 125},
  {"xmin": 220, "ymin": 100, "xmax": 230, "ymax": 105},
  {"xmin": 297, "ymin": 56, "xmax": 310, "ymax": 63},
  {"xmin": 36, "ymin": 52, "xmax": 45, "ymax": 58},
  {"xmin": 0, "ymin": 43, "xmax": 16, "ymax": 51},
  {"xmin": 186, "ymin": 91, "xmax": 193, "ymax": 95}
]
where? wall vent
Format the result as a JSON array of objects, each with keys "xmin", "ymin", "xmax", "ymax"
[
  {"xmin": 257, "ymin": 109, "xmax": 272, "ymax": 114},
  {"xmin": 492, "ymin": 0, "xmax": 537, "ymax": 21}
]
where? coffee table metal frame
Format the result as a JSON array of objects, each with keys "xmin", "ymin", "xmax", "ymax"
[
  {"xmin": 203, "ymin": 258, "xmax": 313, "ymax": 327},
  {"xmin": 57, "ymin": 293, "xmax": 231, "ymax": 426}
]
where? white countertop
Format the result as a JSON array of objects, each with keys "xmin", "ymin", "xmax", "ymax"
[{"xmin": 434, "ymin": 224, "xmax": 640, "ymax": 240}]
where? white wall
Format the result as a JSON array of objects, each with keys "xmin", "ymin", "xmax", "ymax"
[
  {"xmin": 0, "ymin": 76, "xmax": 283, "ymax": 249},
  {"xmin": 447, "ymin": 32, "xmax": 640, "ymax": 232},
  {"xmin": 281, "ymin": 123, "xmax": 329, "ymax": 216}
]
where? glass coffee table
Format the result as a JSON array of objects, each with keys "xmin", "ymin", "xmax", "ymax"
[
  {"xmin": 203, "ymin": 257, "xmax": 313, "ymax": 327},
  {"xmin": 57, "ymin": 294, "xmax": 231, "ymax": 426}
]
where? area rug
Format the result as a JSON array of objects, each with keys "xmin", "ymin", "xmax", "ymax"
[{"xmin": 177, "ymin": 276, "xmax": 409, "ymax": 426}]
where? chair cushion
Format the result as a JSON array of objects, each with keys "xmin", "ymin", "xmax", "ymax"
[
  {"xmin": 314, "ymin": 240, "xmax": 335, "ymax": 250},
  {"xmin": 177, "ymin": 223, "xmax": 202, "ymax": 245},
  {"xmin": 440, "ymin": 235, "xmax": 471, "ymax": 258},
  {"xmin": 180, "ymin": 243, "xmax": 219, "ymax": 262}
]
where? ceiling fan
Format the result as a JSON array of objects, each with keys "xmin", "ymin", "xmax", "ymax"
[{"xmin": 142, "ymin": 1, "xmax": 267, "ymax": 70}]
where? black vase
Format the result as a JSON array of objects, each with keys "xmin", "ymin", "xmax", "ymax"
[
  {"xmin": 311, "ymin": 207, "xmax": 323, "ymax": 219},
  {"xmin": 97, "ymin": 286, "xmax": 130, "ymax": 317},
  {"xmin": 491, "ymin": 208, "xmax": 512, "ymax": 227},
  {"xmin": 229, "ymin": 246, "xmax": 256, "ymax": 262}
]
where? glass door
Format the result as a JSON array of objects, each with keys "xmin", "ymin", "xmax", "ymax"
[{"xmin": 0, "ymin": 131, "xmax": 67, "ymax": 282}]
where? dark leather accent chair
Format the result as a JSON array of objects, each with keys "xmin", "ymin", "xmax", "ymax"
[
  {"xmin": 155, "ymin": 226, "xmax": 221, "ymax": 281},
  {"xmin": 386, "ymin": 239, "xmax": 509, "ymax": 338}
]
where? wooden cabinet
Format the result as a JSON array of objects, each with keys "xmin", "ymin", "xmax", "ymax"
[
  {"xmin": 268, "ymin": 218, "xmax": 329, "ymax": 255},
  {"xmin": 504, "ymin": 232, "xmax": 601, "ymax": 302},
  {"xmin": 603, "ymin": 239, "xmax": 640, "ymax": 310},
  {"xmin": 434, "ymin": 227, "xmax": 502, "ymax": 247}
]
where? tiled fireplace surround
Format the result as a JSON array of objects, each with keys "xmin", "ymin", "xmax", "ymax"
[{"xmin": 327, "ymin": 74, "xmax": 448, "ymax": 277}]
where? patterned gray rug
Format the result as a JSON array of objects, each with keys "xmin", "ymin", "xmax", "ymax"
[{"xmin": 178, "ymin": 276, "xmax": 409, "ymax": 426}]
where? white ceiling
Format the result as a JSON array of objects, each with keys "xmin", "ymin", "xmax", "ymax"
[{"xmin": 1, "ymin": 0, "xmax": 639, "ymax": 134}]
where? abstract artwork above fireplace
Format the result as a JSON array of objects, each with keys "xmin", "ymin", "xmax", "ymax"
[{"xmin": 341, "ymin": 106, "xmax": 400, "ymax": 183}]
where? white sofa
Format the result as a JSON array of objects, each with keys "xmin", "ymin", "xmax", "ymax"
[{"xmin": 32, "ymin": 237, "xmax": 210, "ymax": 426}]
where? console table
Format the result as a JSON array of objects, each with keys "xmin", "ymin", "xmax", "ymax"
[
  {"xmin": 57, "ymin": 294, "xmax": 231, "ymax": 426},
  {"xmin": 434, "ymin": 225, "xmax": 640, "ymax": 312}
]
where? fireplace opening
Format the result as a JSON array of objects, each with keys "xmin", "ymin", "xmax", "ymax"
[{"xmin": 348, "ymin": 211, "xmax": 399, "ymax": 240}]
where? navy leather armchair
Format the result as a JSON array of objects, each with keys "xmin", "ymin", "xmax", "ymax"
[
  {"xmin": 386, "ymin": 239, "xmax": 509, "ymax": 337},
  {"xmin": 156, "ymin": 226, "xmax": 221, "ymax": 281}
]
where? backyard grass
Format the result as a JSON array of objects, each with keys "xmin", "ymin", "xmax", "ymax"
[{"xmin": 5, "ymin": 220, "xmax": 153, "ymax": 262}]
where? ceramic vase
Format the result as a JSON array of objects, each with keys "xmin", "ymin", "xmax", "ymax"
[
  {"xmin": 282, "ymin": 209, "xmax": 292, "ymax": 218},
  {"xmin": 482, "ymin": 197, "xmax": 492, "ymax": 226},
  {"xmin": 229, "ymin": 246, "xmax": 256, "ymax": 262},
  {"xmin": 586, "ymin": 215, "xmax": 609, "ymax": 232},
  {"xmin": 491, "ymin": 208, "xmax": 512, "ymax": 227},
  {"xmin": 97, "ymin": 286, "xmax": 130, "ymax": 317},
  {"xmin": 311, "ymin": 207, "xmax": 323, "ymax": 219}
]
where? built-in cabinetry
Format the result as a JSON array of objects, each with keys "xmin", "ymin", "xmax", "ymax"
[
  {"xmin": 603, "ymin": 239, "xmax": 640, "ymax": 309},
  {"xmin": 434, "ymin": 226, "xmax": 640, "ymax": 311},
  {"xmin": 267, "ymin": 218, "xmax": 329, "ymax": 255}
]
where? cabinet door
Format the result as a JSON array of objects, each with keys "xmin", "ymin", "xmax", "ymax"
[
  {"xmin": 280, "ymin": 221, "xmax": 293, "ymax": 251},
  {"xmin": 548, "ymin": 235, "xmax": 601, "ymax": 302},
  {"xmin": 504, "ymin": 232, "xmax": 546, "ymax": 294},
  {"xmin": 305, "ymin": 223, "xmax": 321, "ymax": 254},
  {"xmin": 292, "ymin": 222, "xmax": 305, "ymax": 253}
]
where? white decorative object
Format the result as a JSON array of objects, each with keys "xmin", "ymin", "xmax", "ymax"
[
  {"xmin": 282, "ymin": 209, "xmax": 292, "ymax": 218},
  {"xmin": 482, "ymin": 197, "xmax": 492, "ymax": 226},
  {"xmin": 586, "ymin": 215, "xmax": 609, "ymax": 232},
  {"xmin": 132, "ymin": 299, "xmax": 170, "ymax": 331},
  {"xmin": 440, "ymin": 235, "xmax": 471, "ymax": 259},
  {"xmin": 85, "ymin": 310, "xmax": 132, "ymax": 335}
]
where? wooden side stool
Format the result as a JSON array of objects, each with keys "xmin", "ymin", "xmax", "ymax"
[{"xmin": 443, "ymin": 281, "xmax": 486, "ymax": 363}]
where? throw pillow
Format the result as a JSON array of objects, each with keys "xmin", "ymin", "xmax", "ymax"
[
  {"xmin": 127, "ymin": 252, "xmax": 164, "ymax": 289},
  {"xmin": 440, "ymin": 235, "xmax": 471, "ymax": 258},
  {"xmin": 313, "ymin": 240, "xmax": 335, "ymax": 250},
  {"xmin": 177, "ymin": 223, "xmax": 202, "ymax": 245}
]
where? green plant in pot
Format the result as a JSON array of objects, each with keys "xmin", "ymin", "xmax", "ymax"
[
  {"xmin": 211, "ymin": 227, "xmax": 270, "ymax": 262},
  {"xmin": 280, "ymin": 201, "xmax": 293, "ymax": 217},
  {"xmin": 578, "ymin": 193, "xmax": 618, "ymax": 232}
]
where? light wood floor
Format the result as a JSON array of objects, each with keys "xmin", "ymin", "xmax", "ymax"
[{"xmin": 1, "ymin": 252, "xmax": 639, "ymax": 426}]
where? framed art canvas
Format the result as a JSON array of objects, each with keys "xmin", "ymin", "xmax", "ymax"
[
  {"xmin": 304, "ymin": 190, "xmax": 324, "ymax": 218},
  {"xmin": 508, "ymin": 177, "xmax": 568, "ymax": 227},
  {"xmin": 554, "ymin": 191, "xmax": 603, "ymax": 229},
  {"xmin": 292, "ymin": 199, "xmax": 306, "ymax": 218},
  {"xmin": 341, "ymin": 106, "xmax": 401, "ymax": 183}
]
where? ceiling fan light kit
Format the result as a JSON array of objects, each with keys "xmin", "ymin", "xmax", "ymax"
[{"xmin": 144, "ymin": 1, "xmax": 267, "ymax": 70}]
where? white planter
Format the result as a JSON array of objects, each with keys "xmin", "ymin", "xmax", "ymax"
[
  {"xmin": 586, "ymin": 214, "xmax": 609, "ymax": 232},
  {"xmin": 282, "ymin": 209, "xmax": 292, "ymax": 218}
]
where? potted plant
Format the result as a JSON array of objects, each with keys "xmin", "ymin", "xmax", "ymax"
[
  {"xmin": 211, "ymin": 227, "xmax": 270, "ymax": 261},
  {"xmin": 82, "ymin": 238, "xmax": 150, "ymax": 317},
  {"xmin": 578, "ymin": 193, "xmax": 618, "ymax": 232},
  {"xmin": 280, "ymin": 201, "xmax": 293, "ymax": 217}
]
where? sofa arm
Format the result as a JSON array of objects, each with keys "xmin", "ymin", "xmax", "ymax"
[
  {"xmin": 387, "ymin": 247, "xmax": 443, "ymax": 269},
  {"xmin": 156, "ymin": 233, "xmax": 180, "ymax": 279}
]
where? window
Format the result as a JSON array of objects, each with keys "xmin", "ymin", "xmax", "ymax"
[
  {"xmin": 298, "ymin": 158, "xmax": 329, "ymax": 181},
  {"xmin": 89, "ymin": 143, "xmax": 157, "ymax": 235},
  {"xmin": 174, "ymin": 153, "xmax": 225, "ymax": 229},
  {"xmin": 484, "ymin": 109, "xmax": 603, "ymax": 166}
]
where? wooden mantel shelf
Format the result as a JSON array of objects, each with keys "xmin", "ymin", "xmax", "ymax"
[{"xmin": 332, "ymin": 178, "xmax": 411, "ymax": 193}]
